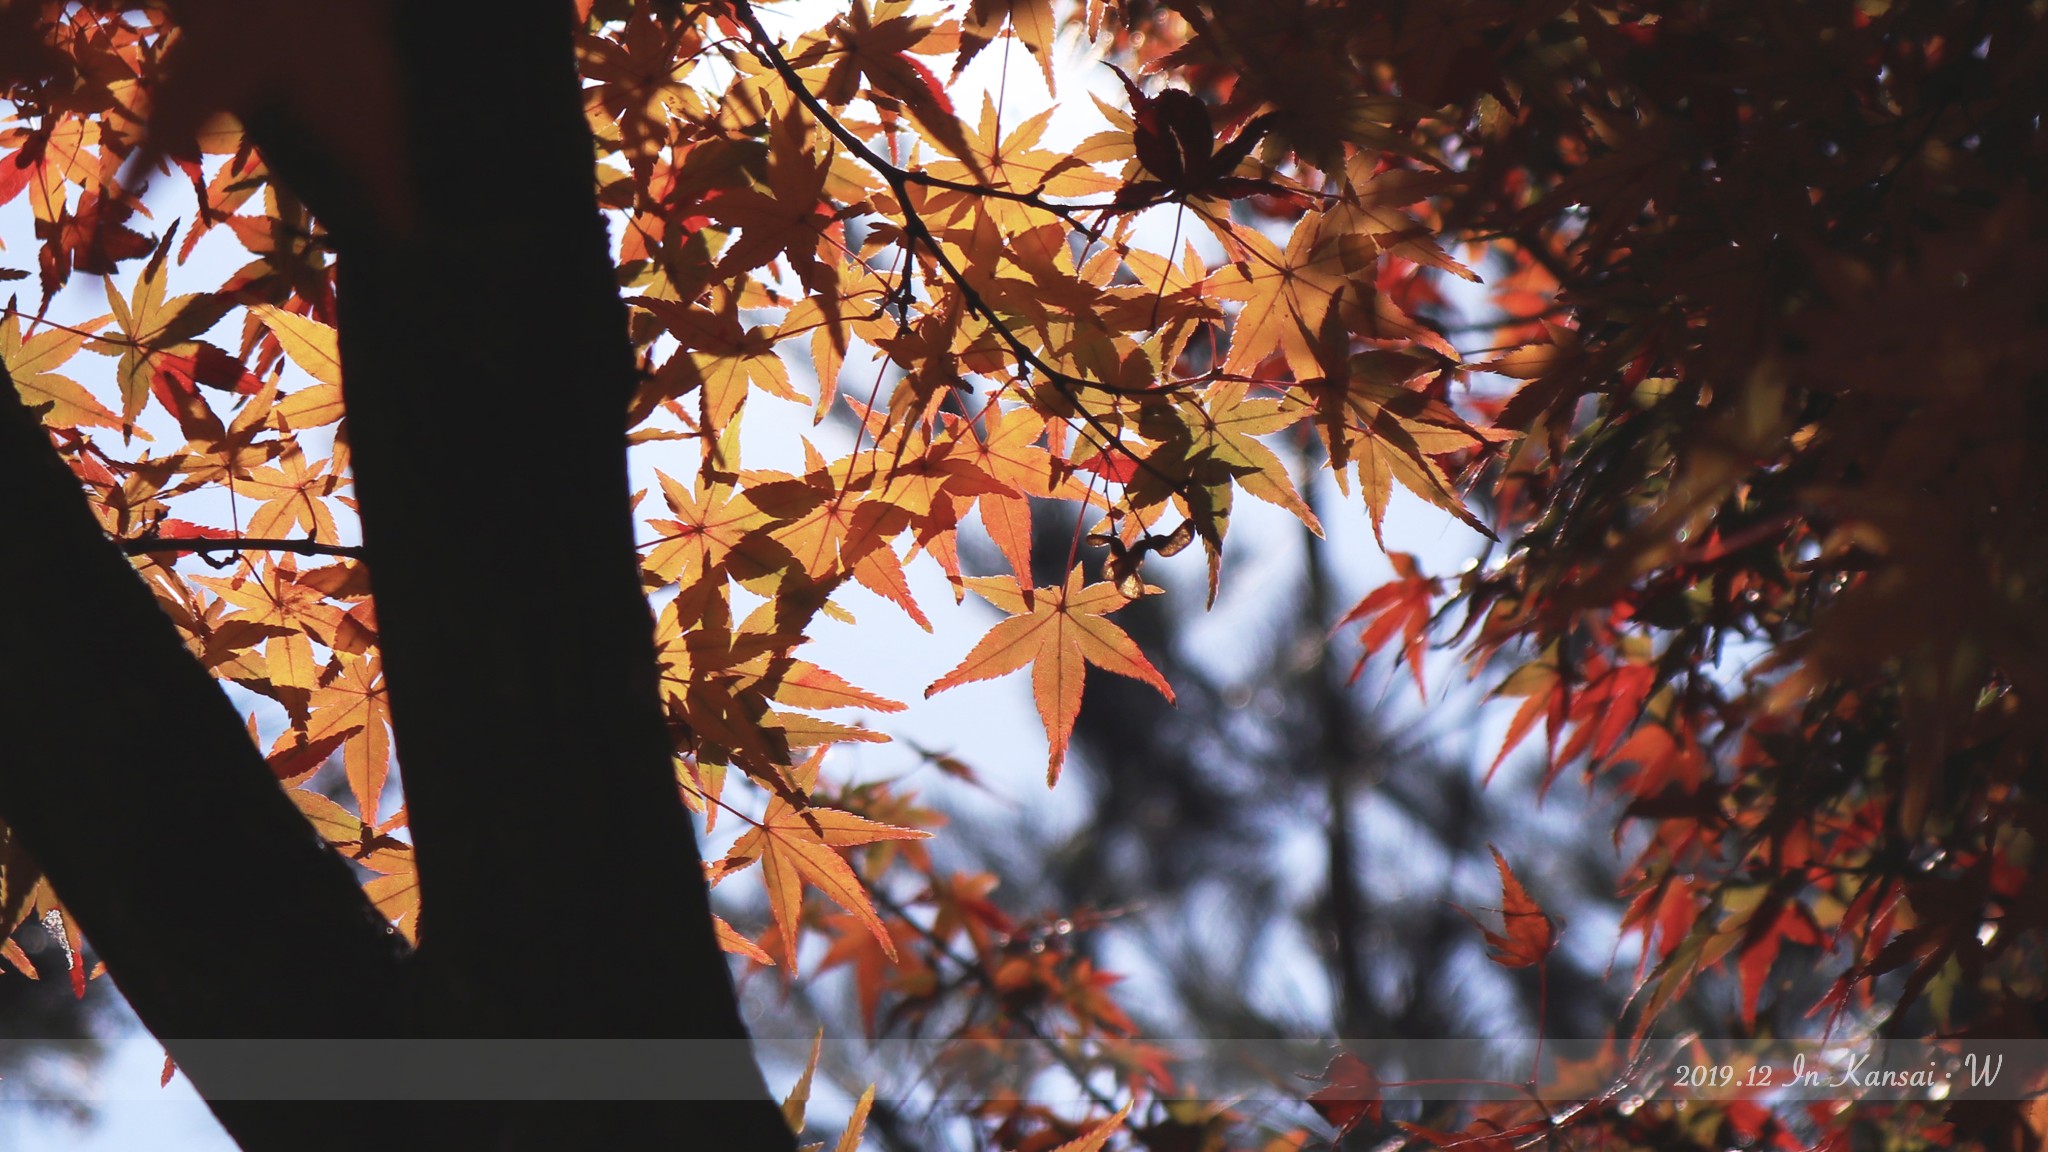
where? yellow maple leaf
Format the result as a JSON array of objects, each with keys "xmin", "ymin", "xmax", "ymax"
[
  {"xmin": 304, "ymin": 652, "xmax": 391, "ymax": 820},
  {"xmin": 3, "ymin": 310, "xmax": 122, "ymax": 431},
  {"xmin": 249, "ymin": 305, "xmax": 342, "ymax": 386},
  {"xmin": 239, "ymin": 443, "xmax": 340, "ymax": 541}
]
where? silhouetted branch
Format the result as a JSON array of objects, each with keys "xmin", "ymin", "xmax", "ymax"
[{"xmin": 120, "ymin": 537, "xmax": 367, "ymax": 561}]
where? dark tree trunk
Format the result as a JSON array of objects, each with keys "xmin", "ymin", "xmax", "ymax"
[
  {"xmin": 0, "ymin": 376, "xmax": 410, "ymax": 1152},
  {"xmin": 0, "ymin": 3, "xmax": 795, "ymax": 1149}
]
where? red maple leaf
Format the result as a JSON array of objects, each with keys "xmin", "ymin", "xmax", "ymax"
[
  {"xmin": 1458, "ymin": 847, "xmax": 1557, "ymax": 969},
  {"xmin": 1306, "ymin": 1051, "xmax": 1383, "ymax": 1137}
]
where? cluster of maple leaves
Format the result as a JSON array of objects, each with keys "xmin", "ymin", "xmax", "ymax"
[
  {"xmin": 0, "ymin": 0, "xmax": 1500, "ymax": 1145},
  {"xmin": 1173, "ymin": 0, "xmax": 2048, "ymax": 1148},
  {"xmin": 8, "ymin": 0, "xmax": 2048, "ymax": 1148}
]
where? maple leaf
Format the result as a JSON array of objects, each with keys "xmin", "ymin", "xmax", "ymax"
[
  {"xmin": 1329, "ymin": 160, "xmax": 1479, "ymax": 284},
  {"xmin": 1727, "ymin": 890, "xmax": 1821, "ymax": 1027},
  {"xmin": 923, "ymin": 869, "xmax": 1012, "ymax": 958},
  {"xmin": 1046, "ymin": 1104, "xmax": 1132, "ymax": 1152},
  {"xmin": 239, "ymin": 443, "xmax": 341, "ymax": 541},
  {"xmin": 1301, "ymin": 351, "xmax": 1508, "ymax": 544},
  {"xmin": 1483, "ymin": 655, "xmax": 1565, "ymax": 784},
  {"xmin": 89, "ymin": 228, "xmax": 238, "ymax": 427},
  {"xmin": 274, "ymin": 382, "xmax": 346, "ymax": 431},
  {"xmin": 808, "ymin": 0, "xmax": 977, "ymax": 171},
  {"xmin": 1459, "ymin": 847, "xmax": 1557, "ymax": 969},
  {"xmin": 579, "ymin": 11, "xmax": 705, "ymax": 160},
  {"xmin": 952, "ymin": 406, "xmax": 1064, "ymax": 583},
  {"xmin": 956, "ymin": 0, "xmax": 1057, "ymax": 91},
  {"xmin": 189, "ymin": 560, "xmax": 346, "ymax": 696},
  {"xmin": 766, "ymin": 659, "xmax": 907, "ymax": 715},
  {"xmin": 701, "ymin": 113, "xmax": 838, "ymax": 282},
  {"xmin": 735, "ymin": 435, "xmax": 992, "ymax": 632},
  {"xmin": 1338, "ymin": 553, "xmax": 1440, "ymax": 698},
  {"xmin": 364, "ymin": 862, "xmax": 419, "ymax": 945},
  {"xmin": 642, "ymin": 468, "xmax": 782, "ymax": 589},
  {"xmin": 38, "ymin": 191, "xmax": 152, "ymax": 300},
  {"xmin": 709, "ymin": 755, "xmax": 928, "ymax": 974},
  {"xmin": 1213, "ymin": 209, "xmax": 1370, "ymax": 381},
  {"xmin": 1131, "ymin": 377, "xmax": 1320, "ymax": 541},
  {"xmin": 151, "ymin": 341, "xmax": 262, "ymax": 404},
  {"xmin": 652, "ymin": 584, "xmax": 853, "ymax": 794},
  {"xmin": 1180, "ymin": 383, "xmax": 1317, "ymax": 522},
  {"xmin": 631, "ymin": 294, "xmax": 804, "ymax": 429},
  {"xmin": 0, "ymin": 130, "xmax": 45, "ymax": 210},
  {"xmin": 303, "ymin": 653, "xmax": 392, "ymax": 819},
  {"xmin": 1306, "ymin": 1051, "xmax": 1383, "ymax": 1137},
  {"xmin": 1106, "ymin": 66, "xmax": 1287, "ymax": 209},
  {"xmin": 263, "ymin": 726, "xmax": 352, "ymax": 786},
  {"xmin": 1109, "ymin": 380, "xmax": 1316, "ymax": 600},
  {"xmin": 2, "ymin": 308, "xmax": 120, "ymax": 431},
  {"xmin": 835, "ymin": 1087, "xmax": 875, "ymax": 1152},
  {"xmin": 926, "ymin": 571, "xmax": 1174, "ymax": 784},
  {"xmin": 782, "ymin": 1029, "xmax": 825, "ymax": 1134},
  {"xmin": 922, "ymin": 97, "xmax": 1120, "ymax": 230},
  {"xmin": 749, "ymin": 466, "xmax": 880, "ymax": 585},
  {"xmin": 220, "ymin": 187, "xmax": 336, "ymax": 307},
  {"xmin": 249, "ymin": 304, "xmax": 343, "ymax": 386},
  {"xmin": 815, "ymin": 910, "xmax": 925, "ymax": 1033},
  {"xmin": 714, "ymin": 916, "xmax": 772, "ymax": 966},
  {"xmin": 155, "ymin": 373, "xmax": 288, "ymax": 491}
]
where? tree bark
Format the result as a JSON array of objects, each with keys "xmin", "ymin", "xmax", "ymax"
[
  {"xmin": 1, "ymin": 1, "xmax": 796, "ymax": 1148},
  {"xmin": 0, "ymin": 378, "xmax": 410, "ymax": 1151},
  {"xmin": 248, "ymin": 2, "xmax": 794, "ymax": 1147}
]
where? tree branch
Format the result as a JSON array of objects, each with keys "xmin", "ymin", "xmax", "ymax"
[
  {"xmin": 0, "ymin": 367, "xmax": 409, "ymax": 1148},
  {"xmin": 225, "ymin": 2, "xmax": 793, "ymax": 1146},
  {"xmin": 119, "ymin": 537, "xmax": 367, "ymax": 561},
  {"xmin": 866, "ymin": 884, "xmax": 1133, "ymax": 1122},
  {"xmin": 729, "ymin": 0, "xmax": 1195, "ymax": 495}
]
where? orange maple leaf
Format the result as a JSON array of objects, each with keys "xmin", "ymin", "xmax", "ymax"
[
  {"xmin": 189, "ymin": 560, "xmax": 345, "ymax": 695},
  {"xmin": 815, "ymin": 910, "xmax": 925, "ymax": 1033},
  {"xmin": 709, "ymin": 757, "xmax": 928, "ymax": 974},
  {"xmin": 809, "ymin": 0, "xmax": 977, "ymax": 171},
  {"xmin": 579, "ymin": 10, "xmax": 704, "ymax": 160},
  {"xmin": 926, "ymin": 571, "xmax": 1173, "ymax": 784},
  {"xmin": 920, "ymin": 96, "xmax": 1118, "ymax": 233},
  {"xmin": 303, "ymin": 653, "xmax": 391, "ymax": 819},
  {"xmin": 1046, "ymin": 1103, "xmax": 1132, "ymax": 1152},
  {"xmin": 714, "ymin": 915, "xmax": 772, "ymax": 966},
  {"xmin": 643, "ymin": 469, "xmax": 780, "ymax": 589},
  {"xmin": 1212, "ymin": 208, "xmax": 1367, "ymax": 381},
  {"xmin": 361, "ymin": 850, "xmax": 418, "ymax": 945}
]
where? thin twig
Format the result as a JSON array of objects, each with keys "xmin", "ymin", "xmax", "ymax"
[
  {"xmin": 728, "ymin": 0, "xmax": 1192, "ymax": 499},
  {"xmin": 865, "ymin": 883, "xmax": 1134, "ymax": 1122}
]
